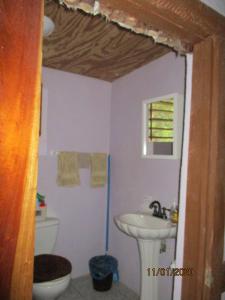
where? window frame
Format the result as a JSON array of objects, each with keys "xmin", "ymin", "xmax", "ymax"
[{"xmin": 142, "ymin": 93, "xmax": 184, "ymax": 159}]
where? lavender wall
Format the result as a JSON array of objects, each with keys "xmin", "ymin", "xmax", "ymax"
[
  {"xmin": 38, "ymin": 67, "xmax": 111, "ymax": 278},
  {"xmin": 109, "ymin": 53, "xmax": 185, "ymax": 299}
]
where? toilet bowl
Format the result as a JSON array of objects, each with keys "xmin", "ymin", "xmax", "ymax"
[
  {"xmin": 33, "ymin": 254, "xmax": 72, "ymax": 300},
  {"xmin": 33, "ymin": 273, "xmax": 71, "ymax": 300},
  {"xmin": 33, "ymin": 218, "xmax": 72, "ymax": 300}
]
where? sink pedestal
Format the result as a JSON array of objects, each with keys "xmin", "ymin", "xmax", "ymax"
[{"xmin": 137, "ymin": 239, "xmax": 161, "ymax": 300}]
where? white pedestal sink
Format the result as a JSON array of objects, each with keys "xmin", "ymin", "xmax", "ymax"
[{"xmin": 114, "ymin": 213, "xmax": 176, "ymax": 300}]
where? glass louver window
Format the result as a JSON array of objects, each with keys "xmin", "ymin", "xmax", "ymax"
[{"xmin": 148, "ymin": 98, "xmax": 174, "ymax": 142}]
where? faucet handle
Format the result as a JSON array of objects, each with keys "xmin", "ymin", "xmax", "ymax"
[{"xmin": 162, "ymin": 207, "xmax": 170, "ymax": 219}]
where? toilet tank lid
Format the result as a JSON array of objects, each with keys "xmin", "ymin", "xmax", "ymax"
[{"xmin": 36, "ymin": 217, "xmax": 59, "ymax": 229}]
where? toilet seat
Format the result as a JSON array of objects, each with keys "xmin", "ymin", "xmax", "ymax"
[{"xmin": 34, "ymin": 254, "xmax": 72, "ymax": 283}]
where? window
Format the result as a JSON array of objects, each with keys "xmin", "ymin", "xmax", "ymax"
[
  {"xmin": 142, "ymin": 93, "xmax": 183, "ymax": 159},
  {"xmin": 148, "ymin": 98, "xmax": 174, "ymax": 142}
]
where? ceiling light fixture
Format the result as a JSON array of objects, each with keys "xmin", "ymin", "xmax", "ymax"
[{"xmin": 43, "ymin": 16, "xmax": 55, "ymax": 37}]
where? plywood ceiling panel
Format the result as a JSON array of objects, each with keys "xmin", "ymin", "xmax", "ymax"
[{"xmin": 43, "ymin": 1, "xmax": 170, "ymax": 81}]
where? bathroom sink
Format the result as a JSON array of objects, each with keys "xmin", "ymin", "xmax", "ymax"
[
  {"xmin": 114, "ymin": 213, "xmax": 176, "ymax": 240},
  {"xmin": 114, "ymin": 213, "xmax": 177, "ymax": 300}
]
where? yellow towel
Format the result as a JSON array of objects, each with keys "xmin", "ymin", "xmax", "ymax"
[
  {"xmin": 57, "ymin": 152, "xmax": 80, "ymax": 187},
  {"xmin": 90, "ymin": 153, "xmax": 107, "ymax": 187}
]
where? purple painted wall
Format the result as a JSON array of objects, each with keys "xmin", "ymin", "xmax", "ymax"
[
  {"xmin": 38, "ymin": 67, "xmax": 111, "ymax": 278},
  {"xmin": 109, "ymin": 53, "xmax": 185, "ymax": 299}
]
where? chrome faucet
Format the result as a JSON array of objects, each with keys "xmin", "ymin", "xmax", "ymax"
[{"xmin": 149, "ymin": 201, "xmax": 169, "ymax": 219}]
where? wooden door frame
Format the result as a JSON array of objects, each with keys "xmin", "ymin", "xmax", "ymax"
[
  {"xmin": 1, "ymin": 0, "xmax": 225, "ymax": 299},
  {"xmin": 182, "ymin": 36, "xmax": 225, "ymax": 299}
]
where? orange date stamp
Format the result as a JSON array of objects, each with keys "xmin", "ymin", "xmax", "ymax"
[{"xmin": 147, "ymin": 267, "xmax": 193, "ymax": 276}]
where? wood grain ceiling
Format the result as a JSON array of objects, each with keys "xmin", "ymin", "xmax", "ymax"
[{"xmin": 43, "ymin": 0, "xmax": 170, "ymax": 82}]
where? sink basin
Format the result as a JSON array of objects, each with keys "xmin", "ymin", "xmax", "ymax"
[{"xmin": 114, "ymin": 213, "xmax": 176, "ymax": 240}]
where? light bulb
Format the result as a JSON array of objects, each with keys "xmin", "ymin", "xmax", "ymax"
[{"xmin": 43, "ymin": 16, "xmax": 55, "ymax": 37}]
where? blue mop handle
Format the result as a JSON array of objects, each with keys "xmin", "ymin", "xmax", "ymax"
[{"xmin": 105, "ymin": 155, "xmax": 111, "ymax": 254}]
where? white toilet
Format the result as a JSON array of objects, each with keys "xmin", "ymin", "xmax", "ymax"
[{"xmin": 33, "ymin": 217, "xmax": 72, "ymax": 300}]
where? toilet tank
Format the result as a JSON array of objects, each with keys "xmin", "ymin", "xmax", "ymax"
[{"xmin": 35, "ymin": 217, "xmax": 59, "ymax": 256}]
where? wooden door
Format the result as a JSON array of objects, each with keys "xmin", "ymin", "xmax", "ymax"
[
  {"xmin": 0, "ymin": 1, "xmax": 43, "ymax": 299},
  {"xmin": 182, "ymin": 36, "xmax": 225, "ymax": 300}
]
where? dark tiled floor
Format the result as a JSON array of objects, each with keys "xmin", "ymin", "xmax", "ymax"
[{"xmin": 58, "ymin": 275, "xmax": 139, "ymax": 300}]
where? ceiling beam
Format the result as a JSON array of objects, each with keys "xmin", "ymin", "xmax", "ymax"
[{"xmin": 60, "ymin": 0, "xmax": 225, "ymax": 52}]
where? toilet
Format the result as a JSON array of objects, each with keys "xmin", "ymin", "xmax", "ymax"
[{"xmin": 33, "ymin": 217, "xmax": 72, "ymax": 300}]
